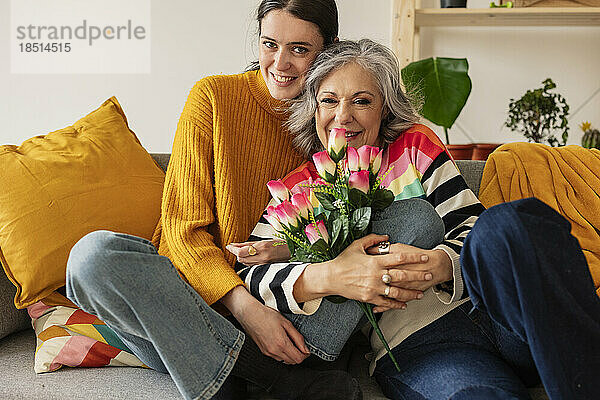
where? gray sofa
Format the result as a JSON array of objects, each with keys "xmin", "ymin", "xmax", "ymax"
[{"xmin": 0, "ymin": 156, "xmax": 549, "ymax": 400}]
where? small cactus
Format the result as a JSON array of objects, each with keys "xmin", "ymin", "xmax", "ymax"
[{"xmin": 581, "ymin": 122, "xmax": 600, "ymax": 149}]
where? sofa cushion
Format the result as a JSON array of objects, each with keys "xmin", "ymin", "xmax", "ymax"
[
  {"xmin": 0, "ymin": 97, "xmax": 165, "ymax": 309},
  {"xmin": 28, "ymin": 302, "xmax": 144, "ymax": 373}
]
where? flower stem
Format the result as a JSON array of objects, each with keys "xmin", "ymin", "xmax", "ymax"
[{"xmin": 357, "ymin": 302, "xmax": 401, "ymax": 372}]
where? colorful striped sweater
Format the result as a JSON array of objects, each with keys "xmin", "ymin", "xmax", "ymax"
[{"xmin": 237, "ymin": 124, "xmax": 485, "ymax": 372}]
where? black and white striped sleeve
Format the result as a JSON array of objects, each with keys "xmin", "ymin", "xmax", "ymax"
[
  {"xmin": 421, "ymin": 151, "xmax": 485, "ymax": 304},
  {"xmin": 235, "ymin": 212, "xmax": 322, "ymax": 315}
]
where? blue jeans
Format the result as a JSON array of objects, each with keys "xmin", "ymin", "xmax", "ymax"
[
  {"xmin": 286, "ymin": 198, "xmax": 445, "ymax": 361},
  {"xmin": 65, "ymin": 231, "xmax": 244, "ymax": 400},
  {"xmin": 374, "ymin": 301, "xmax": 537, "ymax": 399},
  {"xmin": 374, "ymin": 198, "xmax": 600, "ymax": 400}
]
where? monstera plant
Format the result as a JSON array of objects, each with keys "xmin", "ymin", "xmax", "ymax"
[{"xmin": 401, "ymin": 57, "xmax": 472, "ymax": 145}]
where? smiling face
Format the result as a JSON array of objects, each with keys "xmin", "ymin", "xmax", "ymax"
[
  {"xmin": 259, "ymin": 10, "xmax": 324, "ymax": 100},
  {"xmin": 315, "ymin": 62, "xmax": 384, "ymax": 149}
]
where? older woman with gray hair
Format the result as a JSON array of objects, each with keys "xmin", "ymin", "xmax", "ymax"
[{"xmin": 228, "ymin": 39, "xmax": 592, "ymax": 399}]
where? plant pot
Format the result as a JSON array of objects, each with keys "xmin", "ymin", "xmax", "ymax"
[
  {"xmin": 472, "ymin": 143, "xmax": 502, "ymax": 160},
  {"xmin": 447, "ymin": 144, "xmax": 474, "ymax": 160},
  {"xmin": 441, "ymin": 0, "xmax": 467, "ymax": 8}
]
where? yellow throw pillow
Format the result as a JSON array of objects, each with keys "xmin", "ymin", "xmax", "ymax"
[{"xmin": 0, "ymin": 97, "xmax": 165, "ymax": 309}]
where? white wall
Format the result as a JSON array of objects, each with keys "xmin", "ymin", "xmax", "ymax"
[
  {"xmin": 2, "ymin": 0, "xmax": 599, "ymax": 151},
  {"xmin": 1, "ymin": 0, "xmax": 391, "ymax": 153}
]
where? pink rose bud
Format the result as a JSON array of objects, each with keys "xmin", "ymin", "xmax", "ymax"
[
  {"xmin": 304, "ymin": 224, "xmax": 319, "ymax": 245},
  {"xmin": 312, "ymin": 151, "xmax": 337, "ymax": 182},
  {"xmin": 371, "ymin": 148, "xmax": 382, "ymax": 174},
  {"xmin": 265, "ymin": 206, "xmax": 283, "ymax": 232},
  {"xmin": 347, "ymin": 146, "xmax": 359, "ymax": 172},
  {"xmin": 291, "ymin": 193, "xmax": 311, "ymax": 220},
  {"xmin": 267, "ymin": 179, "xmax": 289, "ymax": 204},
  {"xmin": 274, "ymin": 202, "xmax": 297, "ymax": 228},
  {"xmin": 305, "ymin": 220, "xmax": 330, "ymax": 244},
  {"xmin": 369, "ymin": 147, "xmax": 380, "ymax": 163},
  {"xmin": 349, "ymin": 170, "xmax": 370, "ymax": 194},
  {"xmin": 328, "ymin": 128, "xmax": 347, "ymax": 162},
  {"xmin": 280, "ymin": 200, "xmax": 300, "ymax": 228},
  {"xmin": 273, "ymin": 204, "xmax": 289, "ymax": 226},
  {"xmin": 315, "ymin": 220, "xmax": 330, "ymax": 243},
  {"xmin": 357, "ymin": 146, "xmax": 372, "ymax": 171}
]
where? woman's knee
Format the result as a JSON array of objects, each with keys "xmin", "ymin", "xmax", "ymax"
[
  {"xmin": 67, "ymin": 230, "xmax": 143, "ymax": 290},
  {"xmin": 462, "ymin": 200, "xmax": 527, "ymax": 268},
  {"xmin": 68, "ymin": 229, "xmax": 162, "ymax": 283},
  {"xmin": 471, "ymin": 198, "xmax": 568, "ymax": 245},
  {"xmin": 404, "ymin": 198, "xmax": 445, "ymax": 248},
  {"xmin": 372, "ymin": 198, "xmax": 444, "ymax": 249}
]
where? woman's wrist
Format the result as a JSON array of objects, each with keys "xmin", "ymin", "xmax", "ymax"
[
  {"xmin": 292, "ymin": 261, "xmax": 332, "ymax": 303},
  {"xmin": 220, "ymin": 285, "xmax": 257, "ymax": 319},
  {"xmin": 431, "ymin": 249, "xmax": 453, "ymax": 284}
]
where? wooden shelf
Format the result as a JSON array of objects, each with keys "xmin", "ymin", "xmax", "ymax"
[
  {"xmin": 415, "ymin": 7, "xmax": 600, "ymax": 27},
  {"xmin": 391, "ymin": 1, "xmax": 600, "ymax": 68}
]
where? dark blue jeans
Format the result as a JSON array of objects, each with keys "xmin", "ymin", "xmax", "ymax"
[{"xmin": 374, "ymin": 198, "xmax": 600, "ymax": 400}]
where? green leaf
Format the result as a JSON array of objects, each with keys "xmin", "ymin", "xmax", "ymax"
[
  {"xmin": 291, "ymin": 247, "xmax": 311, "ymax": 262},
  {"xmin": 285, "ymin": 237, "xmax": 296, "ymax": 255},
  {"xmin": 309, "ymin": 238, "xmax": 329, "ymax": 255},
  {"xmin": 351, "ymin": 207, "xmax": 371, "ymax": 233},
  {"xmin": 372, "ymin": 188, "xmax": 395, "ymax": 211},
  {"xmin": 291, "ymin": 247, "xmax": 326, "ymax": 263},
  {"xmin": 331, "ymin": 218, "xmax": 342, "ymax": 247},
  {"xmin": 348, "ymin": 188, "xmax": 369, "ymax": 208},
  {"xmin": 341, "ymin": 217, "xmax": 350, "ymax": 244},
  {"xmin": 325, "ymin": 295, "xmax": 347, "ymax": 304},
  {"xmin": 329, "ymin": 148, "xmax": 345, "ymax": 164},
  {"xmin": 314, "ymin": 212, "xmax": 327, "ymax": 221},
  {"xmin": 315, "ymin": 191, "xmax": 336, "ymax": 211},
  {"xmin": 339, "ymin": 185, "xmax": 349, "ymax": 203},
  {"xmin": 401, "ymin": 57, "xmax": 472, "ymax": 133}
]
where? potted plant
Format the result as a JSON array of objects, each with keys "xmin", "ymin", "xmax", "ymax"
[
  {"xmin": 441, "ymin": 0, "xmax": 467, "ymax": 7},
  {"xmin": 580, "ymin": 122, "xmax": 600, "ymax": 149},
  {"xmin": 401, "ymin": 57, "xmax": 475, "ymax": 159},
  {"xmin": 505, "ymin": 78, "xmax": 570, "ymax": 147}
]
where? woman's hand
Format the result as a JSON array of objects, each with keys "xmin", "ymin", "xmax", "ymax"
[
  {"xmin": 295, "ymin": 234, "xmax": 432, "ymax": 311},
  {"xmin": 226, "ymin": 240, "xmax": 291, "ymax": 266},
  {"xmin": 366, "ymin": 242, "xmax": 453, "ymax": 313},
  {"xmin": 221, "ymin": 286, "xmax": 310, "ymax": 364}
]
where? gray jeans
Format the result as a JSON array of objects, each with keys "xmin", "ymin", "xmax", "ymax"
[
  {"xmin": 66, "ymin": 231, "xmax": 244, "ymax": 400},
  {"xmin": 286, "ymin": 198, "xmax": 445, "ymax": 361},
  {"xmin": 65, "ymin": 198, "xmax": 443, "ymax": 398}
]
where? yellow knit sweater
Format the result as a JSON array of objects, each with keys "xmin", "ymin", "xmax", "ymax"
[{"xmin": 151, "ymin": 70, "xmax": 303, "ymax": 306}]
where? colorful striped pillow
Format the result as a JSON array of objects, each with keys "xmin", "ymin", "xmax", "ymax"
[{"xmin": 27, "ymin": 301, "xmax": 145, "ymax": 373}]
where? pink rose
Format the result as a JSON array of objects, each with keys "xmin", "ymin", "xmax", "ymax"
[
  {"xmin": 348, "ymin": 170, "xmax": 370, "ymax": 194},
  {"xmin": 267, "ymin": 179, "xmax": 289, "ymax": 204},
  {"xmin": 304, "ymin": 220, "xmax": 329, "ymax": 244}
]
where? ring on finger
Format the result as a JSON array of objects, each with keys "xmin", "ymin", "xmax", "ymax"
[
  {"xmin": 377, "ymin": 241, "xmax": 390, "ymax": 255},
  {"xmin": 381, "ymin": 270, "xmax": 392, "ymax": 284},
  {"xmin": 383, "ymin": 285, "xmax": 391, "ymax": 297},
  {"xmin": 247, "ymin": 245, "xmax": 258, "ymax": 256}
]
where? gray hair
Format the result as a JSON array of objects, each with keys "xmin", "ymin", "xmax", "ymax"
[{"xmin": 286, "ymin": 39, "xmax": 421, "ymax": 159}]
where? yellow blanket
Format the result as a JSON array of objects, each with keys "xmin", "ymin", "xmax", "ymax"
[{"xmin": 479, "ymin": 142, "xmax": 600, "ymax": 297}]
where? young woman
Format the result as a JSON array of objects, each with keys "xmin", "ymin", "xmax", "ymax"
[
  {"xmin": 233, "ymin": 39, "xmax": 600, "ymax": 400},
  {"xmin": 65, "ymin": 1, "xmax": 362, "ymax": 400}
]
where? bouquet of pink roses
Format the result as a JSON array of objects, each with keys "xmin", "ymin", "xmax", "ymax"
[{"xmin": 264, "ymin": 128, "xmax": 401, "ymax": 371}]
